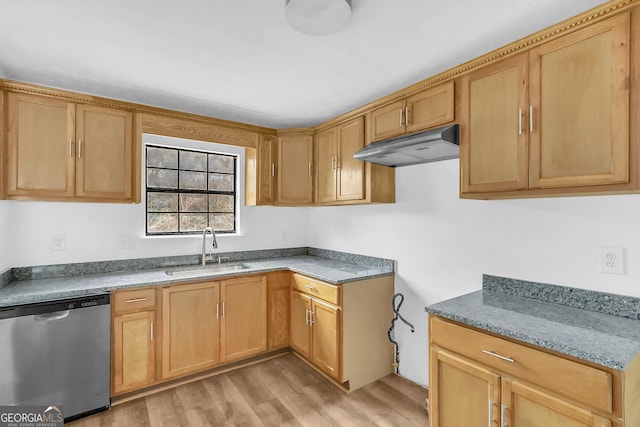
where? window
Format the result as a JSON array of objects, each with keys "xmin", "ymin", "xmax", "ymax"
[{"xmin": 145, "ymin": 145, "xmax": 237, "ymax": 235}]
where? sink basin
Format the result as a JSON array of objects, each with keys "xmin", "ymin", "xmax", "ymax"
[{"xmin": 165, "ymin": 263, "xmax": 250, "ymax": 278}]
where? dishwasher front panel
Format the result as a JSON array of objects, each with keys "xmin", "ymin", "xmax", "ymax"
[{"xmin": 0, "ymin": 294, "xmax": 110, "ymax": 420}]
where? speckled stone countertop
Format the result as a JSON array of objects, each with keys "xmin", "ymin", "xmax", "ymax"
[
  {"xmin": 0, "ymin": 252, "xmax": 394, "ymax": 308},
  {"xmin": 426, "ymin": 275, "xmax": 640, "ymax": 370}
]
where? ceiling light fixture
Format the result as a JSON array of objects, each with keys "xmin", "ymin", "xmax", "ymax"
[{"xmin": 285, "ymin": 0, "xmax": 352, "ymax": 36}]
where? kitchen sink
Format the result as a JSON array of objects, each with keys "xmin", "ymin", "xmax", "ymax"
[{"xmin": 165, "ymin": 263, "xmax": 250, "ymax": 278}]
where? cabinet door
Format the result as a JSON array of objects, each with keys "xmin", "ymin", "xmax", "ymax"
[
  {"xmin": 112, "ymin": 310, "xmax": 155, "ymax": 394},
  {"xmin": 429, "ymin": 348, "xmax": 501, "ymax": 427},
  {"xmin": 314, "ymin": 127, "xmax": 337, "ymax": 202},
  {"xmin": 6, "ymin": 93, "xmax": 75, "ymax": 198},
  {"xmin": 502, "ymin": 379, "xmax": 611, "ymax": 427},
  {"xmin": 257, "ymin": 134, "xmax": 277, "ymax": 204},
  {"xmin": 310, "ymin": 298, "xmax": 341, "ymax": 380},
  {"xmin": 406, "ymin": 81, "xmax": 455, "ymax": 134},
  {"xmin": 460, "ymin": 53, "xmax": 529, "ymax": 194},
  {"xmin": 290, "ymin": 290, "xmax": 312, "ymax": 358},
  {"xmin": 266, "ymin": 271, "xmax": 290, "ymax": 350},
  {"xmin": 337, "ymin": 116, "xmax": 365, "ymax": 201},
  {"xmin": 277, "ymin": 134, "xmax": 313, "ymax": 204},
  {"xmin": 220, "ymin": 275, "xmax": 267, "ymax": 363},
  {"xmin": 370, "ymin": 99, "xmax": 406, "ymax": 142},
  {"xmin": 76, "ymin": 104, "xmax": 133, "ymax": 200},
  {"xmin": 162, "ymin": 281, "xmax": 220, "ymax": 379},
  {"xmin": 529, "ymin": 13, "xmax": 629, "ymax": 189}
]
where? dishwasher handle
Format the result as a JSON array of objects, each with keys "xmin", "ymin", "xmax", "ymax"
[{"xmin": 34, "ymin": 310, "xmax": 71, "ymax": 321}]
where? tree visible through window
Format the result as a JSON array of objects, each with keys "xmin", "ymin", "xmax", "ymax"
[{"xmin": 145, "ymin": 145, "xmax": 237, "ymax": 235}]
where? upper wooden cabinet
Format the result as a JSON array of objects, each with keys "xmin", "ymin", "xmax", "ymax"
[
  {"xmin": 315, "ymin": 116, "xmax": 365, "ymax": 203},
  {"xmin": 461, "ymin": 12, "xmax": 631, "ymax": 198},
  {"xmin": 256, "ymin": 134, "xmax": 277, "ymax": 204},
  {"xmin": 369, "ymin": 81, "xmax": 455, "ymax": 142},
  {"xmin": 5, "ymin": 93, "xmax": 135, "ymax": 202},
  {"xmin": 277, "ymin": 132, "xmax": 313, "ymax": 204}
]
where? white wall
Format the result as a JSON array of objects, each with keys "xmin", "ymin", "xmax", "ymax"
[
  {"xmin": 307, "ymin": 159, "xmax": 640, "ymax": 387},
  {"xmin": 7, "ymin": 135, "xmax": 309, "ymax": 267},
  {"xmin": 0, "ymin": 201, "xmax": 10, "ymax": 272}
]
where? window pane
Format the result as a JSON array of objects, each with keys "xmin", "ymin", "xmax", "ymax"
[
  {"xmin": 180, "ymin": 213, "xmax": 208, "ymax": 232},
  {"xmin": 179, "ymin": 171, "xmax": 207, "ymax": 190},
  {"xmin": 147, "ymin": 147, "xmax": 178, "ymax": 168},
  {"xmin": 209, "ymin": 154, "xmax": 234, "ymax": 174},
  {"xmin": 179, "ymin": 193, "xmax": 208, "ymax": 212},
  {"xmin": 147, "ymin": 193, "xmax": 178, "ymax": 212},
  {"xmin": 147, "ymin": 168, "xmax": 178, "ymax": 189},
  {"xmin": 148, "ymin": 213, "xmax": 178, "ymax": 233},
  {"xmin": 180, "ymin": 151, "xmax": 207, "ymax": 171},
  {"xmin": 208, "ymin": 173, "xmax": 234, "ymax": 191},
  {"xmin": 210, "ymin": 213, "xmax": 234, "ymax": 232},
  {"xmin": 209, "ymin": 194, "xmax": 234, "ymax": 212}
]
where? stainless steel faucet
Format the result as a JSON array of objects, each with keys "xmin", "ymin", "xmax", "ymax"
[{"xmin": 201, "ymin": 227, "xmax": 218, "ymax": 265}]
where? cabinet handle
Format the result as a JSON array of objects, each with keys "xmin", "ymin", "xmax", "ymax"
[
  {"xmin": 78, "ymin": 139, "xmax": 82, "ymax": 158},
  {"xmin": 400, "ymin": 108, "xmax": 404, "ymax": 127},
  {"xmin": 309, "ymin": 309, "xmax": 314, "ymax": 326},
  {"xmin": 529, "ymin": 105, "xmax": 534, "ymax": 133},
  {"xmin": 216, "ymin": 302, "xmax": 219, "ymax": 319},
  {"xmin": 405, "ymin": 106, "xmax": 410, "ymax": 126},
  {"xmin": 222, "ymin": 301, "xmax": 225, "ymax": 317},
  {"xmin": 482, "ymin": 349, "xmax": 515, "ymax": 363},
  {"xmin": 271, "ymin": 163, "xmax": 275, "ymax": 177},
  {"xmin": 69, "ymin": 139, "xmax": 73, "ymax": 157},
  {"xmin": 488, "ymin": 399, "xmax": 493, "ymax": 427},
  {"xmin": 308, "ymin": 163, "xmax": 311, "ymax": 177},
  {"xmin": 125, "ymin": 297, "xmax": 147, "ymax": 303},
  {"xmin": 150, "ymin": 322, "xmax": 154, "ymax": 341},
  {"xmin": 305, "ymin": 285, "xmax": 316, "ymax": 291},
  {"xmin": 518, "ymin": 108, "xmax": 523, "ymax": 136},
  {"xmin": 501, "ymin": 404, "xmax": 506, "ymax": 427}
]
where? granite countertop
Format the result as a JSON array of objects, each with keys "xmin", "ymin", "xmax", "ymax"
[
  {"xmin": 0, "ymin": 253, "xmax": 394, "ymax": 308},
  {"xmin": 426, "ymin": 275, "xmax": 640, "ymax": 371}
]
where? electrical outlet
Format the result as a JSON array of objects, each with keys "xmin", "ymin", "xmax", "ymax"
[
  {"xmin": 600, "ymin": 246, "xmax": 625, "ymax": 275},
  {"xmin": 52, "ymin": 235, "xmax": 66, "ymax": 251},
  {"xmin": 117, "ymin": 235, "xmax": 135, "ymax": 250}
]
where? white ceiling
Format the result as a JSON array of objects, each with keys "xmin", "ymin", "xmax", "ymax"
[{"xmin": 0, "ymin": 0, "xmax": 605, "ymax": 129}]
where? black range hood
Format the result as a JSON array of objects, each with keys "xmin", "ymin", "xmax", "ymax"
[{"xmin": 353, "ymin": 124, "xmax": 459, "ymax": 167}]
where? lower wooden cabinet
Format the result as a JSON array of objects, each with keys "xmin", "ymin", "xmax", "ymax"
[
  {"xmin": 112, "ymin": 310, "xmax": 156, "ymax": 394},
  {"xmin": 290, "ymin": 289, "xmax": 341, "ymax": 378},
  {"xmin": 220, "ymin": 275, "xmax": 267, "ymax": 362},
  {"xmin": 162, "ymin": 281, "xmax": 220, "ymax": 379},
  {"xmin": 162, "ymin": 276, "xmax": 267, "ymax": 379},
  {"xmin": 429, "ymin": 316, "xmax": 617, "ymax": 427},
  {"xmin": 266, "ymin": 271, "xmax": 291, "ymax": 350},
  {"xmin": 290, "ymin": 273, "xmax": 394, "ymax": 390},
  {"xmin": 111, "ymin": 287, "xmax": 158, "ymax": 395}
]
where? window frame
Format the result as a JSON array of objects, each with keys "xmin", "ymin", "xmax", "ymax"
[{"xmin": 145, "ymin": 144, "xmax": 238, "ymax": 236}]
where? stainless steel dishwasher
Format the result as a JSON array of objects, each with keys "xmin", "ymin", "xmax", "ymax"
[{"xmin": 0, "ymin": 294, "xmax": 111, "ymax": 421}]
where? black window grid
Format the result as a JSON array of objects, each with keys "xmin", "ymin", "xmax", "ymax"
[{"xmin": 145, "ymin": 144, "xmax": 237, "ymax": 235}]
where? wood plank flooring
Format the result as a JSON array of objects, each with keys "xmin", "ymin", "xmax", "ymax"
[{"xmin": 70, "ymin": 354, "xmax": 428, "ymax": 426}]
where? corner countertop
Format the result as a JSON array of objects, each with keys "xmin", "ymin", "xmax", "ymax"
[
  {"xmin": 426, "ymin": 276, "xmax": 640, "ymax": 371},
  {"xmin": 0, "ymin": 255, "xmax": 393, "ymax": 308}
]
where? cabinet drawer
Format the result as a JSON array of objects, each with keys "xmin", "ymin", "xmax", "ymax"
[
  {"xmin": 291, "ymin": 274, "xmax": 340, "ymax": 306},
  {"xmin": 430, "ymin": 316, "xmax": 613, "ymax": 413},
  {"xmin": 113, "ymin": 288, "xmax": 156, "ymax": 313}
]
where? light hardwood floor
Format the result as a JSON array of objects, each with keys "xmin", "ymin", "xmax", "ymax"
[{"xmin": 70, "ymin": 354, "xmax": 428, "ymax": 426}]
